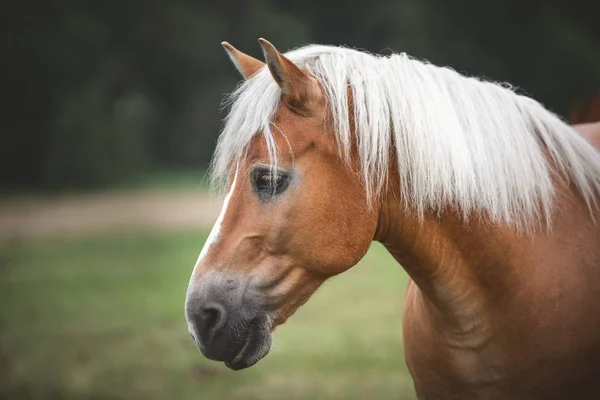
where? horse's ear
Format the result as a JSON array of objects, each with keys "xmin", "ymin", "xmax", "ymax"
[
  {"xmin": 221, "ymin": 41, "xmax": 264, "ymax": 79},
  {"xmin": 258, "ymin": 38, "xmax": 323, "ymax": 114}
]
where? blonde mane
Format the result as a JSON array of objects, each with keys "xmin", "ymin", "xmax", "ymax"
[{"xmin": 212, "ymin": 44, "xmax": 600, "ymax": 228}]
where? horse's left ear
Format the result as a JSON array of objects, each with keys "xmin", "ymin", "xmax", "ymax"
[
  {"xmin": 258, "ymin": 38, "xmax": 323, "ymax": 114},
  {"xmin": 222, "ymin": 41, "xmax": 264, "ymax": 79}
]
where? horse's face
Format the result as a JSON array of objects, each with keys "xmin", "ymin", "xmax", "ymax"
[{"xmin": 185, "ymin": 40, "xmax": 378, "ymax": 370}]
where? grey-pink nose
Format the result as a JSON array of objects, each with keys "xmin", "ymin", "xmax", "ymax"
[
  {"xmin": 185, "ymin": 275, "xmax": 272, "ymax": 370},
  {"xmin": 187, "ymin": 299, "xmax": 237, "ymax": 362}
]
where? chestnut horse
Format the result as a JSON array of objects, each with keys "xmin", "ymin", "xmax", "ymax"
[{"xmin": 185, "ymin": 39, "xmax": 600, "ymax": 399}]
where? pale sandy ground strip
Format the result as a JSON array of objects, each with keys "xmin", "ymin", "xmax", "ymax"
[{"xmin": 0, "ymin": 191, "xmax": 222, "ymax": 240}]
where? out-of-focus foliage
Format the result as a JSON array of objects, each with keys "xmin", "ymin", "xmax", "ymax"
[{"xmin": 2, "ymin": 0, "xmax": 599, "ymax": 190}]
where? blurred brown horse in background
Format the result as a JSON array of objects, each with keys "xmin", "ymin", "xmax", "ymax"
[
  {"xmin": 571, "ymin": 93, "xmax": 600, "ymax": 148},
  {"xmin": 185, "ymin": 40, "xmax": 600, "ymax": 399}
]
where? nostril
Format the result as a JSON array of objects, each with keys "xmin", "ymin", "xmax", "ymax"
[
  {"xmin": 195, "ymin": 303, "xmax": 227, "ymax": 342},
  {"xmin": 202, "ymin": 307, "xmax": 220, "ymax": 331}
]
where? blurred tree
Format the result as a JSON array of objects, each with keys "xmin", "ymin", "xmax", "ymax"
[{"xmin": 1, "ymin": 0, "xmax": 598, "ymax": 191}]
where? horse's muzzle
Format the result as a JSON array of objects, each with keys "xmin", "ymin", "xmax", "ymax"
[{"xmin": 185, "ymin": 274, "xmax": 272, "ymax": 370}]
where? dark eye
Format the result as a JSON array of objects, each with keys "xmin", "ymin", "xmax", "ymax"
[{"xmin": 251, "ymin": 167, "xmax": 291, "ymax": 199}]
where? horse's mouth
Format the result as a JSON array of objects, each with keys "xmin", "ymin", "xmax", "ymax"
[{"xmin": 224, "ymin": 330, "xmax": 272, "ymax": 371}]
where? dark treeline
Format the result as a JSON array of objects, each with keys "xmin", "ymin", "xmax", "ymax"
[{"xmin": 3, "ymin": 0, "xmax": 599, "ymax": 190}]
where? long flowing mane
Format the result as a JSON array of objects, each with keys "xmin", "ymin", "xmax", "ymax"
[{"xmin": 212, "ymin": 44, "xmax": 600, "ymax": 228}]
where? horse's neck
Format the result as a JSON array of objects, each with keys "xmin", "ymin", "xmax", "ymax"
[
  {"xmin": 375, "ymin": 176, "xmax": 600, "ymax": 338},
  {"xmin": 375, "ymin": 199, "xmax": 509, "ymax": 334}
]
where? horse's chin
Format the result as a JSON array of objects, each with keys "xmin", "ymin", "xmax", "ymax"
[{"xmin": 224, "ymin": 331, "xmax": 272, "ymax": 371}]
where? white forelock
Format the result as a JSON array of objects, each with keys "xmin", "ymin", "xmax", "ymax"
[{"xmin": 211, "ymin": 44, "xmax": 600, "ymax": 229}]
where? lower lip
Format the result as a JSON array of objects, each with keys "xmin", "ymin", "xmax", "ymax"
[
  {"xmin": 226, "ymin": 331, "xmax": 267, "ymax": 370},
  {"xmin": 225, "ymin": 338, "xmax": 254, "ymax": 370}
]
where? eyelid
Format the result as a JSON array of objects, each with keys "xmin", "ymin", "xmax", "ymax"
[{"xmin": 253, "ymin": 164, "xmax": 290, "ymax": 174}]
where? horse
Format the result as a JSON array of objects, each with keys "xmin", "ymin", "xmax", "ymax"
[
  {"xmin": 185, "ymin": 39, "xmax": 600, "ymax": 399},
  {"xmin": 571, "ymin": 93, "xmax": 600, "ymax": 149}
]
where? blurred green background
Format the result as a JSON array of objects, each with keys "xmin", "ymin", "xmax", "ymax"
[{"xmin": 1, "ymin": 0, "xmax": 599, "ymax": 399}]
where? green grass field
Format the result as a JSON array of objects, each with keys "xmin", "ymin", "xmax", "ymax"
[{"xmin": 0, "ymin": 230, "xmax": 415, "ymax": 400}]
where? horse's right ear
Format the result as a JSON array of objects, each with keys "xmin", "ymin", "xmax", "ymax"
[
  {"xmin": 258, "ymin": 38, "xmax": 323, "ymax": 115},
  {"xmin": 221, "ymin": 41, "xmax": 265, "ymax": 79}
]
